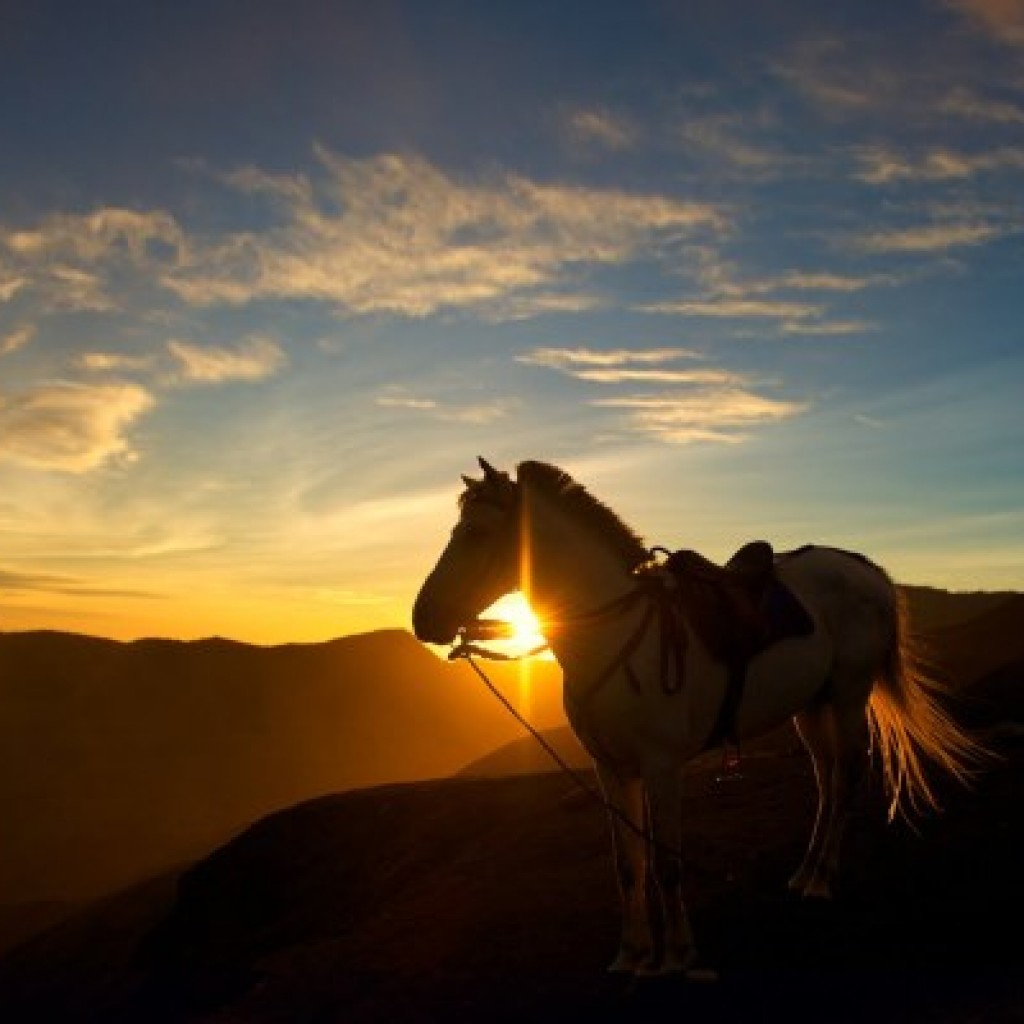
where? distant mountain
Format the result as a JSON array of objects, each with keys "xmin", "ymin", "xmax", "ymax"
[
  {"xmin": 921, "ymin": 593, "xmax": 1024, "ymax": 689},
  {"xmin": 0, "ymin": 628, "xmax": 563, "ymax": 909},
  {"xmin": 898, "ymin": 585, "xmax": 1017, "ymax": 633},
  {"xmin": 458, "ymin": 724, "xmax": 590, "ymax": 778},
  {"xmin": 0, "ymin": 584, "xmax": 1017, "ymax": 931}
]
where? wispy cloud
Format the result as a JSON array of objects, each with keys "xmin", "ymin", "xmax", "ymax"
[
  {"xmin": 857, "ymin": 220, "xmax": 1010, "ymax": 251},
  {"xmin": 566, "ymin": 108, "xmax": 635, "ymax": 150},
  {"xmin": 1, "ymin": 207, "xmax": 184, "ymax": 313},
  {"xmin": 774, "ymin": 36, "xmax": 897, "ymax": 112},
  {"xmin": 948, "ymin": 0, "xmax": 1024, "ymax": 47},
  {"xmin": 676, "ymin": 112, "xmax": 803, "ymax": 178},
  {"xmin": 758, "ymin": 271, "xmax": 896, "ymax": 293},
  {"xmin": 376, "ymin": 391, "xmax": 517, "ymax": 424},
  {"xmin": 854, "ymin": 144, "xmax": 1024, "ymax": 183},
  {"xmin": 593, "ymin": 390, "xmax": 806, "ymax": 444},
  {"xmin": 0, "ymin": 382, "xmax": 154, "ymax": 472},
  {"xmin": 940, "ymin": 86, "xmax": 1024, "ymax": 123},
  {"xmin": 518, "ymin": 346, "xmax": 703, "ymax": 368},
  {"xmin": 779, "ymin": 319, "xmax": 877, "ymax": 336},
  {"xmin": 0, "ymin": 272, "xmax": 26, "ymax": 302},
  {"xmin": 1, "ymin": 324, "xmax": 35, "ymax": 356},
  {"xmin": 0, "ymin": 568, "xmax": 161, "ymax": 600},
  {"xmin": 164, "ymin": 149, "xmax": 726, "ymax": 318},
  {"xmin": 167, "ymin": 336, "xmax": 287, "ymax": 383},
  {"xmin": 3, "ymin": 208, "xmax": 183, "ymax": 262},
  {"xmin": 517, "ymin": 346, "xmax": 739, "ymax": 384},
  {"xmin": 78, "ymin": 351, "xmax": 158, "ymax": 373},
  {"xmin": 519, "ymin": 345, "xmax": 802, "ymax": 442},
  {"xmin": 640, "ymin": 297, "xmax": 823, "ymax": 319}
]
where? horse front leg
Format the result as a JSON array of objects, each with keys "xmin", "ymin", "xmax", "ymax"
[
  {"xmin": 644, "ymin": 765, "xmax": 697, "ymax": 974},
  {"xmin": 789, "ymin": 703, "xmax": 835, "ymax": 896},
  {"xmin": 594, "ymin": 762, "xmax": 652, "ymax": 973}
]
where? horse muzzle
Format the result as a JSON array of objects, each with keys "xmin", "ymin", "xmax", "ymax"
[{"xmin": 411, "ymin": 595, "xmax": 461, "ymax": 645}]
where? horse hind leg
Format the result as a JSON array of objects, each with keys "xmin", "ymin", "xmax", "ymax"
[
  {"xmin": 800, "ymin": 699, "xmax": 870, "ymax": 900},
  {"xmin": 595, "ymin": 765, "xmax": 653, "ymax": 973},
  {"xmin": 789, "ymin": 702, "xmax": 835, "ymax": 896}
]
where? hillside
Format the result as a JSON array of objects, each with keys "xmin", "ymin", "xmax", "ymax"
[
  {"xmin": 0, "ymin": 628, "xmax": 563, "ymax": 909},
  {"xmin": 0, "ymin": 585, "xmax": 1018, "ymax": 955},
  {"xmin": 1, "ymin": 737, "xmax": 1020, "ymax": 1023}
]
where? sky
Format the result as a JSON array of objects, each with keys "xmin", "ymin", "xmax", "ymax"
[{"xmin": 1, "ymin": 0, "xmax": 1023, "ymax": 643}]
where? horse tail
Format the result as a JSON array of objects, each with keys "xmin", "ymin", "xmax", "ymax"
[{"xmin": 868, "ymin": 589, "xmax": 989, "ymax": 821}]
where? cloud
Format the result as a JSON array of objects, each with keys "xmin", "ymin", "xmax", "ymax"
[
  {"xmin": 517, "ymin": 346, "xmax": 740, "ymax": 384},
  {"xmin": 1, "ymin": 207, "xmax": 183, "ymax": 313},
  {"xmin": 854, "ymin": 145, "xmax": 1024, "ymax": 183},
  {"xmin": 78, "ymin": 351, "xmax": 158, "ymax": 372},
  {"xmin": 0, "ymin": 569, "xmax": 161, "ymax": 600},
  {"xmin": 761, "ymin": 271, "xmax": 894, "ymax": 293},
  {"xmin": 164, "ymin": 149, "xmax": 726, "ymax": 318},
  {"xmin": 519, "ymin": 345, "xmax": 802, "ymax": 442},
  {"xmin": 3, "ymin": 207, "xmax": 183, "ymax": 263},
  {"xmin": 376, "ymin": 392, "xmax": 517, "ymax": 424},
  {"xmin": 0, "ymin": 272, "xmax": 26, "ymax": 302},
  {"xmin": 774, "ymin": 37, "xmax": 896, "ymax": 111},
  {"xmin": 572, "ymin": 367, "xmax": 744, "ymax": 384},
  {"xmin": 676, "ymin": 113, "xmax": 802, "ymax": 177},
  {"xmin": 857, "ymin": 221, "xmax": 1009, "ymax": 251},
  {"xmin": 1, "ymin": 324, "xmax": 35, "ymax": 356},
  {"xmin": 640, "ymin": 297, "xmax": 823, "ymax": 319},
  {"xmin": 593, "ymin": 390, "xmax": 806, "ymax": 444},
  {"xmin": 566, "ymin": 109, "xmax": 635, "ymax": 150},
  {"xmin": 779, "ymin": 319, "xmax": 877, "ymax": 336},
  {"xmin": 0, "ymin": 382, "xmax": 154, "ymax": 472},
  {"xmin": 948, "ymin": 0, "xmax": 1024, "ymax": 47},
  {"xmin": 940, "ymin": 86, "xmax": 1024, "ymax": 123},
  {"xmin": 518, "ymin": 346, "xmax": 703, "ymax": 368},
  {"xmin": 167, "ymin": 336, "xmax": 287, "ymax": 382}
]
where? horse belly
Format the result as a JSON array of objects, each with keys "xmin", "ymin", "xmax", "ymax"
[
  {"xmin": 737, "ymin": 632, "xmax": 832, "ymax": 739},
  {"xmin": 563, "ymin": 664, "xmax": 717, "ymax": 774}
]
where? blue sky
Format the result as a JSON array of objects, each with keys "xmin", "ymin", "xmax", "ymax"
[{"xmin": 1, "ymin": 0, "xmax": 1023, "ymax": 642}]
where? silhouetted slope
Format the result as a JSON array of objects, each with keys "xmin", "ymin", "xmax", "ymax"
[
  {"xmin": 923, "ymin": 594, "xmax": 1024, "ymax": 689},
  {"xmin": 0, "ymin": 628, "xmax": 563, "ymax": 908},
  {"xmin": 458, "ymin": 724, "xmax": 590, "ymax": 777},
  {"xmin": 898, "ymin": 585, "xmax": 1017, "ymax": 633},
  {"xmin": 0, "ymin": 587, "xmax": 1018, "ymax": 957},
  {"xmin": 1, "ymin": 741, "xmax": 1021, "ymax": 1024}
]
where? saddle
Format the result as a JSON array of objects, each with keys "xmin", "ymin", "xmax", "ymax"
[{"xmin": 659, "ymin": 541, "xmax": 814, "ymax": 747}]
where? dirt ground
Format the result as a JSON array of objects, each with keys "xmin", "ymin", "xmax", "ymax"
[{"xmin": 2, "ymin": 727, "xmax": 1021, "ymax": 1024}]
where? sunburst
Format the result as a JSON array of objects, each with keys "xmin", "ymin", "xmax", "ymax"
[{"xmin": 480, "ymin": 592, "xmax": 548, "ymax": 653}]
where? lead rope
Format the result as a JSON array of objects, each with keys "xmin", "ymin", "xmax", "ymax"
[{"xmin": 448, "ymin": 632, "xmax": 681, "ymax": 859}]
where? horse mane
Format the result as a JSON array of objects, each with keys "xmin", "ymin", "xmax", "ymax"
[{"xmin": 516, "ymin": 460, "xmax": 649, "ymax": 568}]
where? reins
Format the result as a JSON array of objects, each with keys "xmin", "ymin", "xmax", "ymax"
[
  {"xmin": 447, "ymin": 565, "xmax": 692, "ymax": 859},
  {"xmin": 449, "ymin": 630, "xmax": 679, "ymax": 857}
]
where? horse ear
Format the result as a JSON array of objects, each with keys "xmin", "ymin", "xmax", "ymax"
[
  {"xmin": 461, "ymin": 474, "xmax": 479, "ymax": 489},
  {"xmin": 477, "ymin": 456, "xmax": 501, "ymax": 481}
]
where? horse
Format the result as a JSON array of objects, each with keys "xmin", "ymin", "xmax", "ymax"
[{"xmin": 412, "ymin": 457, "xmax": 984, "ymax": 975}]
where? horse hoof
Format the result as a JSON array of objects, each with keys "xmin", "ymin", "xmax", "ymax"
[
  {"xmin": 685, "ymin": 966, "xmax": 720, "ymax": 984},
  {"xmin": 801, "ymin": 880, "xmax": 834, "ymax": 901},
  {"xmin": 637, "ymin": 949, "xmax": 698, "ymax": 977},
  {"xmin": 607, "ymin": 948, "xmax": 649, "ymax": 974}
]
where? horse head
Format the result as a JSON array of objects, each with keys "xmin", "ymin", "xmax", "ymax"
[{"xmin": 412, "ymin": 457, "xmax": 520, "ymax": 644}]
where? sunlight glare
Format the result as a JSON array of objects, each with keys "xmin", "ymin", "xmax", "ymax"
[{"xmin": 480, "ymin": 592, "xmax": 548, "ymax": 653}]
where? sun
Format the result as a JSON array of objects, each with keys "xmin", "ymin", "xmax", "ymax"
[{"xmin": 481, "ymin": 592, "xmax": 547, "ymax": 652}]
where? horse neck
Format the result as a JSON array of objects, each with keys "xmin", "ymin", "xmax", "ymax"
[{"xmin": 519, "ymin": 485, "xmax": 638, "ymax": 661}]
